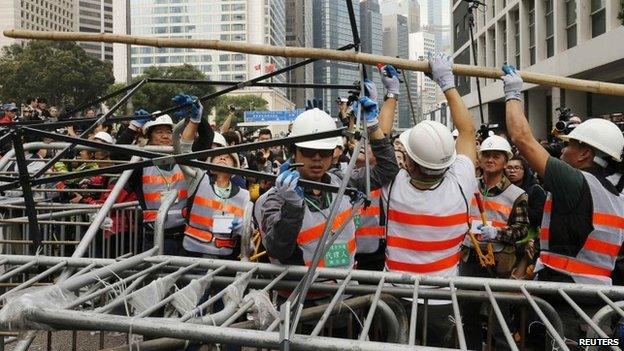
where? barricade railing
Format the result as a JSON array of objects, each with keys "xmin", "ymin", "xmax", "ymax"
[{"xmin": 0, "ymin": 253, "xmax": 623, "ymax": 351}]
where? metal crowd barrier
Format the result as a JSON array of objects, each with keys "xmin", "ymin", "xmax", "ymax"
[{"xmin": 0, "ymin": 252, "xmax": 623, "ymax": 351}]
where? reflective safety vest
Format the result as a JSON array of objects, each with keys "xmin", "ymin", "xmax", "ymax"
[
  {"xmin": 183, "ymin": 174, "xmax": 250, "ymax": 257},
  {"xmin": 384, "ymin": 176, "xmax": 470, "ymax": 277},
  {"xmin": 355, "ymin": 189, "xmax": 385, "ymax": 254},
  {"xmin": 536, "ymin": 172, "xmax": 624, "ymax": 285},
  {"xmin": 141, "ymin": 165, "xmax": 188, "ymax": 230},
  {"xmin": 462, "ymin": 183, "xmax": 525, "ymax": 252},
  {"xmin": 297, "ymin": 193, "xmax": 356, "ymax": 269}
]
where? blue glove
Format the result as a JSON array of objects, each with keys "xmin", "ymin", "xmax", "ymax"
[
  {"xmin": 380, "ymin": 65, "xmax": 400, "ymax": 95},
  {"xmin": 477, "ymin": 224, "xmax": 499, "ymax": 241},
  {"xmin": 229, "ymin": 218, "xmax": 243, "ymax": 233},
  {"xmin": 426, "ymin": 52, "xmax": 455, "ymax": 92},
  {"xmin": 275, "ymin": 170, "xmax": 303, "ymax": 206},
  {"xmin": 172, "ymin": 94, "xmax": 203, "ymax": 123},
  {"xmin": 363, "ymin": 79, "xmax": 378, "ymax": 101},
  {"xmin": 359, "ymin": 96, "xmax": 379, "ymax": 127},
  {"xmin": 130, "ymin": 109, "xmax": 150, "ymax": 129},
  {"xmin": 278, "ymin": 161, "xmax": 291, "ymax": 175},
  {"xmin": 501, "ymin": 64, "xmax": 523, "ymax": 101}
]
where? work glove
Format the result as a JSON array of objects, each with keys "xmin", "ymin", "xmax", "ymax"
[
  {"xmin": 359, "ymin": 96, "xmax": 379, "ymax": 128},
  {"xmin": 172, "ymin": 94, "xmax": 204, "ymax": 123},
  {"xmin": 501, "ymin": 64, "xmax": 523, "ymax": 101},
  {"xmin": 130, "ymin": 109, "xmax": 150, "ymax": 129},
  {"xmin": 363, "ymin": 79, "xmax": 378, "ymax": 101},
  {"xmin": 380, "ymin": 65, "xmax": 400, "ymax": 95},
  {"xmin": 477, "ymin": 224, "xmax": 499, "ymax": 241},
  {"xmin": 275, "ymin": 169, "xmax": 304, "ymax": 206},
  {"xmin": 426, "ymin": 52, "xmax": 455, "ymax": 92},
  {"xmin": 229, "ymin": 218, "xmax": 243, "ymax": 233}
]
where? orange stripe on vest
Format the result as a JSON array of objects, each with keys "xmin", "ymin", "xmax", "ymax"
[
  {"xmin": 386, "ymin": 251, "xmax": 461, "ymax": 273},
  {"xmin": 583, "ymin": 237, "xmax": 621, "ymax": 257},
  {"xmin": 355, "ymin": 226, "xmax": 385, "ymax": 237},
  {"xmin": 297, "ymin": 209, "xmax": 352, "ymax": 245},
  {"xmin": 144, "ymin": 189, "xmax": 188, "ymax": 202},
  {"xmin": 540, "ymin": 252, "xmax": 612, "ymax": 277},
  {"xmin": 193, "ymin": 196, "xmax": 244, "ymax": 217},
  {"xmin": 387, "ymin": 234, "xmax": 465, "ymax": 252},
  {"xmin": 388, "ymin": 209, "xmax": 466, "ymax": 227},
  {"xmin": 142, "ymin": 172, "xmax": 185, "ymax": 184},
  {"xmin": 593, "ymin": 212, "xmax": 624, "ymax": 230}
]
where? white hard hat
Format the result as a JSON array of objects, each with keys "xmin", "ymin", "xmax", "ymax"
[
  {"xmin": 212, "ymin": 132, "xmax": 227, "ymax": 147},
  {"xmin": 209, "ymin": 132, "xmax": 239, "ymax": 168},
  {"xmin": 559, "ymin": 118, "xmax": 624, "ymax": 162},
  {"xmin": 289, "ymin": 108, "xmax": 342, "ymax": 150},
  {"xmin": 399, "ymin": 120, "xmax": 456, "ymax": 170},
  {"xmin": 93, "ymin": 131, "xmax": 113, "ymax": 144},
  {"xmin": 143, "ymin": 112, "xmax": 174, "ymax": 135},
  {"xmin": 479, "ymin": 135, "xmax": 513, "ymax": 159}
]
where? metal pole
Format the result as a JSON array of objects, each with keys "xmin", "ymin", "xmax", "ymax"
[
  {"xmin": 145, "ymin": 78, "xmax": 357, "ymax": 90},
  {"xmin": 31, "ymin": 79, "xmax": 149, "ymax": 179},
  {"xmin": 467, "ymin": 4, "xmax": 485, "ymax": 125},
  {"xmin": 401, "ymin": 69, "xmax": 419, "ymax": 125},
  {"xmin": 154, "ymin": 190, "xmax": 178, "ymax": 255},
  {"xmin": 11, "ymin": 130, "xmax": 42, "ymax": 252}
]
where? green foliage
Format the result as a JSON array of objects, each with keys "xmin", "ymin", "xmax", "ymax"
[
  {"xmin": 0, "ymin": 40, "xmax": 114, "ymax": 108},
  {"xmin": 214, "ymin": 95, "xmax": 269, "ymax": 128},
  {"xmin": 619, "ymin": 1, "xmax": 624, "ymax": 26},
  {"xmin": 106, "ymin": 64, "xmax": 216, "ymax": 115}
]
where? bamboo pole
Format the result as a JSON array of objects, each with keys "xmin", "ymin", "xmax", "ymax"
[{"xmin": 4, "ymin": 29, "xmax": 624, "ymax": 97}]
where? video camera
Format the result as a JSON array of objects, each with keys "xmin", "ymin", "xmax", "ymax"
[
  {"xmin": 554, "ymin": 107, "xmax": 576, "ymax": 134},
  {"xmin": 477, "ymin": 123, "xmax": 499, "ymax": 141}
]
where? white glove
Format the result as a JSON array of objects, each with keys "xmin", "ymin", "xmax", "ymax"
[
  {"xmin": 427, "ymin": 52, "xmax": 455, "ymax": 92},
  {"xmin": 477, "ymin": 225, "xmax": 499, "ymax": 241},
  {"xmin": 275, "ymin": 170, "xmax": 303, "ymax": 206},
  {"xmin": 380, "ymin": 65, "xmax": 400, "ymax": 95},
  {"xmin": 501, "ymin": 64, "xmax": 523, "ymax": 101}
]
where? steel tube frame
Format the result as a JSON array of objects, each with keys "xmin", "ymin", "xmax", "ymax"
[
  {"xmin": 31, "ymin": 79, "xmax": 149, "ymax": 179},
  {"xmin": 145, "ymin": 78, "xmax": 357, "ymax": 90}
]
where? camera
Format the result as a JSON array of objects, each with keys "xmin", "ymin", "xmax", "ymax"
[
  {"xmin": 477, "ymin": 123, "xmax": 499, "ymax": 141},
  {"xmin": 335, "ymin": 97, "xmax": 349, "ymax": 104},
  {"xmin": 554, "ymin": 107, "xmax": 575, "ymax": 133}
]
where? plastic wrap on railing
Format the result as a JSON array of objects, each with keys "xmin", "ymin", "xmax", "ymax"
[
  {"xmin": 128, "ymin": 276, "xmax": 176, "ymax": 315},
  {"xmin": 244, "ymin": 289, "xmax": 279, "ymax": 329},
  {"xmin": 0, "ymin": 285, "xmax": 76, "ymax": 330},
  {"xmin": 171, "ymin": 278, "xmax": 211, "ymax": 315}
]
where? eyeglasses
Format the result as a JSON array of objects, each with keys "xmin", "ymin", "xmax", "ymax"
[
  {"xmin": 505, "ymin": 166, "xmax": 524, "ymax": 171},
  {"xmin": 298, "ymin": 147, "xmax": 334, "ymax": 158}
]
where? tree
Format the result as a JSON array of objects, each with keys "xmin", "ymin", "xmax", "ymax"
[
  {"xmin": 619, "ymin": 1, "xmax": 624, "ymax": 26},
  {"xmin": 214, "ymin": 95, "xmax": 269, "ymax": 128},
  {"xmin": 106, "ymin": 64, "xmax": 217, "ymax": 116},
  {"xmin": 0, "ymin": 40, "xmax": 114, "ymax": 109}
]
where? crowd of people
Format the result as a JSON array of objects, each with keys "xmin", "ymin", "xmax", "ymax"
[{"xmin": 1, "ymin": 53, "xmax": 624, "ymax": 349}]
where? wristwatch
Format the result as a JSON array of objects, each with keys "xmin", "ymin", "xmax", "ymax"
[{"xmin": 384, "ymin": 93, "xmax": 399, "ymax": 101}]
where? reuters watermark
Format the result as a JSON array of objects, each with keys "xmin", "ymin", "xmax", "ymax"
[{"xmin": 577, "ymin": 338, "xmax": 620, "ymax": 347}]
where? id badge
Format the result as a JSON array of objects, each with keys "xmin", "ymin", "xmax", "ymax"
[
  {"xmin": 324, "ymin": 243, "xmax": 351, "ymax": 267},
  {"xmin": 213, "ymin": 213, "xmax": 235, "ymax": 234}
]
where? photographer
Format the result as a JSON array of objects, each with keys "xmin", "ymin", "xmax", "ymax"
[{"xmin": 543, "ymin": 107, "xmax": 581, "ymax": 158}]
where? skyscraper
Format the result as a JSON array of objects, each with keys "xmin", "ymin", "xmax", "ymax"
[
  {"xmin": 379, "ymin": 0, "xmax": 420, "ymax": 33},
  {"xmin": 77, "ymin": 0, "xmax": 114, "ymax": 61},
  {"xmin": 0, "ymin": 0, "xmax": 77, "ymax": 49},
  {"xmin": 312, "ymin": 0, "xmax": 360, "ymax": 117},
  {"xmin": 382, "ymin": 14, "xmax": 414, "ymax": 129},
  {"xmin": 113, "ymin": 0, "xmax": 292, "ymax": 110},
  {"xmin": 423, "ymin": 0, "xmax": 451, "ymax": 53},
  {"xmin": 359, "ymin": 0, "xmax": 383, "ymax": 97},
  {"xmin": 285, "ymin": 0, "xmax": 313, "ymax": 108},
  {"xmin": 409, "ymin": 30, "xmax": 436, "ymax": 114}
]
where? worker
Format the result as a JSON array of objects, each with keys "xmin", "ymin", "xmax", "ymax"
[
  {"xmin": 461, "ymin": 135, "xmax": 529, "ymax": 278},
  {"xmin": 118, "ymin": 110, "xmax": 189, "ymax": 255},
  {"xmin": 382, "ymin": 53, "xmax": 477, "ymax": 348},
  {"xmin": 459, "ymin": 134, "xmax": 529, "ymax": 350},
  {"xmin": 255, "ymin": 67, "xmax": 399, "ymax": 272},
  {"xmin": 501, "ymin": 64, "xmax": 624, "ymax": 347},
  {"xmin": 175, "ymin": 93, "xmax": 251, "ymax": 259}
]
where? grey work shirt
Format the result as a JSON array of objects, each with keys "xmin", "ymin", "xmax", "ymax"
[{"xmin": 255, "ymin": 137, "xmax": 399, "ymax": 265}]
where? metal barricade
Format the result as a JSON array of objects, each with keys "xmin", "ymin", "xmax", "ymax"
[{"xmin": 0, "ymin": 253, "xmax": 623, "ymax": 351}]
